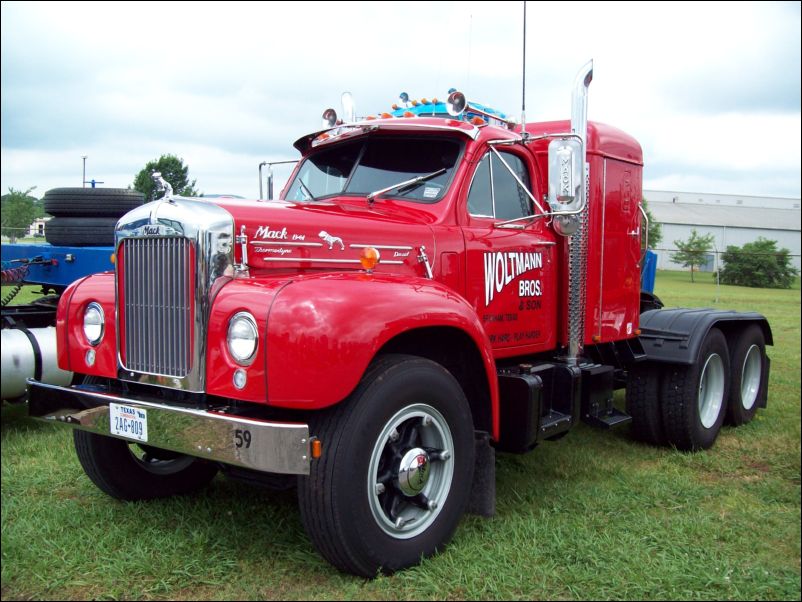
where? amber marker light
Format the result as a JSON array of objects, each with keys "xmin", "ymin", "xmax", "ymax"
[
  {"xmin": 403, "ymin": 111, "xmax": 414, "ymax": 118},
  {"xmin": 311, "ymin": 438, "xmax": 322, "ymax": 459},
  {"xmin": 471, "ymin": 116, "xmax": 485, "ymax": 125},
  {"xmin": 359, "ymin": 247, "xmax": 381, "ymax": 272},
  {"xmin": 110, "ymin": 253, "xmax": 116, "ymax": 264},
  {"xmin": 381, "ymin": 112, "xmax": 392, "ymax": 119}
]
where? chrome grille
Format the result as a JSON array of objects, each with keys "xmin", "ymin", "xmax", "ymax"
[{"xmin": 121, "ymin": 237, "xmax": 192, "ymax": 377}]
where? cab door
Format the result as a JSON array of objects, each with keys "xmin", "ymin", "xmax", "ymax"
[{"xmin": 461, "ymin": 149, "xmax": 557, "ymax": 353}]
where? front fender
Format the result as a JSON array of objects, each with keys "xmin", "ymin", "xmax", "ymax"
[
  {"xmin": 57, "ymin": 272, "xmax": 117, "ymax": 377},
  {"xmin": 265, "ymin": 272, "xmax": 499, "ymax": 418}
]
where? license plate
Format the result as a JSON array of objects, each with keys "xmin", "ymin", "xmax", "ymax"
[{"xmin": 109, "ymin": 403, "xmax": 148, "ymax": 442}]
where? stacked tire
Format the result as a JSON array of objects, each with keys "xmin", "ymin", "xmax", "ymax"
[{"xmin": 44, "ymin": 188, "xmax": 145, "ymax": 247}]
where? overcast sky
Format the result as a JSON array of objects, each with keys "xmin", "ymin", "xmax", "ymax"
[{"xmin": 2, "ymin": 1, "xmax": 800, "ymax": 201}]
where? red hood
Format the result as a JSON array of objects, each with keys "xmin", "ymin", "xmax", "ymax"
[{"xmin": 214, "ymin": 198, "xmax": 437, "ymax": 276}]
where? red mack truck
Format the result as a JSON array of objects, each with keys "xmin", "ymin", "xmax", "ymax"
[{"xmin": 28, "ymin": 62, "xmax": 772, "ymax": 577}]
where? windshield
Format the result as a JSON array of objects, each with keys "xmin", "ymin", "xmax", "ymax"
[{"xmin": 284, "ymin": 136, "xmax": 462, "ymax": 203}]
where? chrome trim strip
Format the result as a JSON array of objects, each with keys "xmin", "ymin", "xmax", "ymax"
[
  {"xmin": 250, "ymin": 241, "xmax": 323, "ymax": 247},
  {"xmin": 28, "ymin": 381, "xmax": 311, "ymax": 475},
  {"xmin": 349, "ymin": 244, "xmax": 414, "ymax": 251},
  {"xmin": 259, "ymin": 257, "xmax": 405, "ymax": 265}
]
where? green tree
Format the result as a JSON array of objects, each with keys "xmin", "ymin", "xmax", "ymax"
[
  {"xmin": 719, "ymin": 237, "xmax": 798, "ymax": 289},
  {"xmin": 673, "ymin": 228, "xmax": 714, "ymax": 282},
  {"xmin": 642, "ymin": 197, "xmax": 662, "ymax": 249},
  {"xmin": 1, "ymin": 186, "xmax": 38, "ymax": 243},
  {"xmin": 132, "ymin": 154, "xmax": 199, "ymax": 202}
]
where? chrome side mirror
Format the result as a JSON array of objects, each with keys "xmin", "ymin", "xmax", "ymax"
[
  {"xmin": 547, "ymin": 138, "xmax": 583, "ymax": 236},
  {"xmin": 547, "ymin": 138, "xmax": 582, "ymax": 207}
]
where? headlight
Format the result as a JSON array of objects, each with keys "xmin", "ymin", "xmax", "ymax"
[
  {"xmin": 83, "ymin": 302, "xmax": 105, "ymax": 345},
  {"xmin": 227, "ymin": 312, "xmax": 258, "ymax": 364}
]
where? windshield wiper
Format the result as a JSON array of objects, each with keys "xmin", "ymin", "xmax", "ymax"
[
  {"xmin": 366, "ymin": 168, "xmax": 446, "ymax": 204},
  {"xmin": 298, "ymin": 179, "xmax": 317, "ymax": 202}
]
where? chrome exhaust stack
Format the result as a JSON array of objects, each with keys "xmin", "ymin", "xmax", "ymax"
[{"xmin": 566, "ymin": 60, "xmax": 593, "ymax": 365}]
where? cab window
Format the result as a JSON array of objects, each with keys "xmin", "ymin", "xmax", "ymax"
[{"xmin": 467, "ymin": 151, "xmax": 532, "ymax": 220}]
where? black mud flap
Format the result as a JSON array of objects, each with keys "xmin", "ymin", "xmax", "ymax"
[{"xmin": 466, "ymin": 431, "xmax": 495, "ymax": 518}]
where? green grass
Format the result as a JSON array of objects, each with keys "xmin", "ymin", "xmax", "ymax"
[
  {"xmin": 1, "ymin": 284, "xmax": 47, "ymax": 306},
  {"xmin": 2, "ymin": 271, "xmax": 800, "ymax": 600}
]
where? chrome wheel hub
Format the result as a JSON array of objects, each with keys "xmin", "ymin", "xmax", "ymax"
[
  {"xmin": 740, "ymin": 344, "xmax": 762, "ymax": 410},
  {"xmin": 698, "ymin": 353, "xmax": 725, "ymax": 429},
  {"xmin": 397, "ymin": 448, "xmax": 431, "ymax": 496},
  {"xmin": 367, "ymin": 404, "xmax": 454, "ymax": 539}
]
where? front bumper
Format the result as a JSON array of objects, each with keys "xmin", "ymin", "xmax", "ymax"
[{"xmin": 27, "ymin": 380, "xmax": 312, "ymax": 475}]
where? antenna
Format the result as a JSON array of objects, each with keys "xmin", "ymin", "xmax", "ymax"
[
  {"xmin": 466, "ymin": 14, "xmax": 473, "ymax": 96},
  {"xmin": 521, "ymin": 1, "xmax": 527, "ymax": 137}
]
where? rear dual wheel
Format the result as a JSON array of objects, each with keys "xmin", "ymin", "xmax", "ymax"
[
  {"xmin": 661, "ymin": 328, "xmax": 730, "ymax": 451},
  {"xmin": 725, "ymin": 324, "xmax": 766, "ymax": 426},
  {"xmin": 656, "ymin": 324, "xmax": 768, "ymax": 450}
]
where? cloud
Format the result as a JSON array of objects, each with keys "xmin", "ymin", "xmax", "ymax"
[{"xmin": 1, "ymin": 1, "xmax": 800, "ymax": 199}]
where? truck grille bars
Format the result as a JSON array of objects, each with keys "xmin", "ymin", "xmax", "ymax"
[{"xmin": 120, "ymin": 237, "xmax": 193, "ymax": 377}]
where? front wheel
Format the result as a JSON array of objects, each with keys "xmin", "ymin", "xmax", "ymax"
[
  {"xmin": 298, "ymin": 355, "xmax": 475, "ymax": 577},
  {"xmin": 73, "ymin": 430, "xmax": 218, "ymax": 501}
]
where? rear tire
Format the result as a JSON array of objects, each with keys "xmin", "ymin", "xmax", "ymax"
[
  {"xmin": 297, "ymin": 355, "xmax": 474, "ymax": 577},
  {"xmin": 725, "ymin": 324, "xmax": 767, "ymax": 426},
  {"xmin": 626, "ymin": 364, "xmax": 665, "ymax": 445},
  {"xmin": 73, "ymin": 430, "xmax": 218, "ymax": 501},
  {"xmin": 660, "ymin": 328, "xmax": 730, "ymax": 451}
]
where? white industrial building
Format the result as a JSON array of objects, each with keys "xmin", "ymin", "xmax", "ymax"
[{"xmin": 644, "ymin": 190, "xmax": 802, "ymax": 272}]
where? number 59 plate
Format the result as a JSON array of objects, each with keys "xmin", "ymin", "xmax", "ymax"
[{"xmin": 109, "ymin": 403, "xmax": 148, "ymax": 442}]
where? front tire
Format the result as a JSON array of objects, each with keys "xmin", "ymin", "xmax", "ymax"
[
  {"xmin": 298, "ymin": 355, "xmax": 475, "ymax": 577},
  {"xmin": 73, "ymin": 430, "xmax": 218, "ymax": 501}
]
